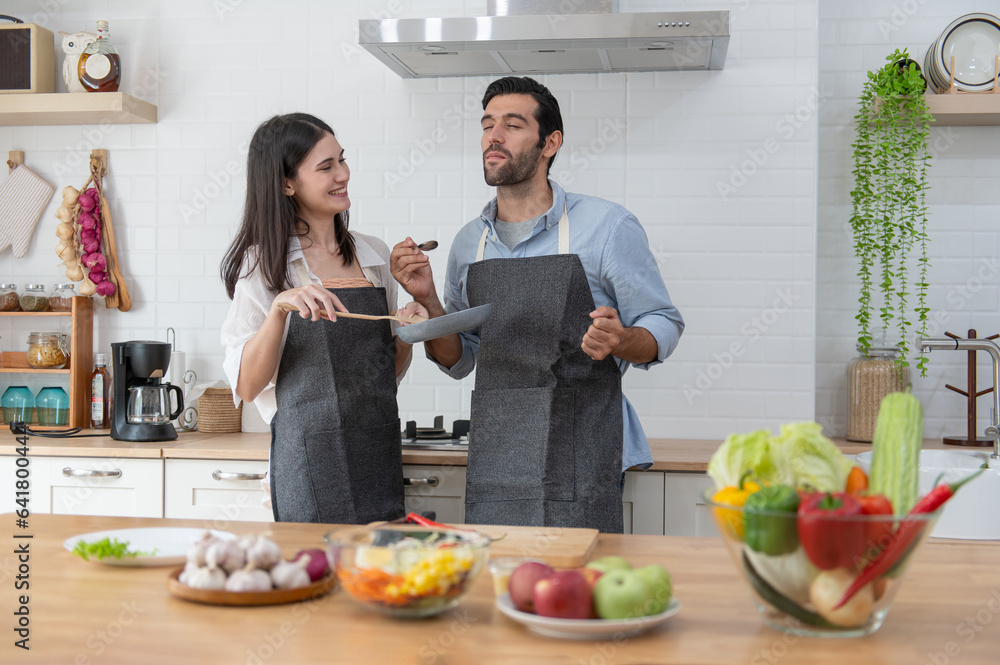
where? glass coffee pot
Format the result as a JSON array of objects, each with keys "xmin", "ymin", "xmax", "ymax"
[{"xmin": 127, "ymin": 384, "xmax": 183, "ymax": 425}]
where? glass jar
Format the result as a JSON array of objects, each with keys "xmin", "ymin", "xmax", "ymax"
[
  {"xmin": 845, "ymin": 344, "xmax": 910, "ymax": 442},
  {"xmin": 26, "ymin": 332, "xmax": 69, "ymax": 369},
  {"xmin": 19, "ymin": 284, "xmax": 48, "ymax": 312},
  {"xmin": 0, "ymin": 283, "xmax": 18, "ymax": 311},
  {"xmin": 48, "ymin": 284, "xmax": 76, "ymax": 312},
  {"xmin": 35, "ymin": 386, "xmax": 70, "ymax": 426},
  {"xmin": 2, "ymin": 386, "xmax": 34, "ymax": 424}
]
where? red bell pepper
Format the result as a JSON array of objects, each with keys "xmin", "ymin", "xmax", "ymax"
[
  {"xmin": 834, "ymin": 469, "xmax": 985, "ymax": 610},
  {"xmin": 857, "ymin": 493, "xmax": 894, "ymax": 556},
  {"xmin": 797, "ymin": 492, "xmax": 866, "ymax": 570}
]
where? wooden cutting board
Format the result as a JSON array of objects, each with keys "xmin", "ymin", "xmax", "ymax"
[{"xmin": 473, "ymin": 524, "xmax": 599, "ymax": 568}]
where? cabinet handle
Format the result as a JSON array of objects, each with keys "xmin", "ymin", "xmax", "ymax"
[
  {"xmin": 62, "ymin": 467, "xmax": 122, "ymax": 478},
  {"xmin": 403, "ymin": 477, "xmax": 439, "ymax": 487},
  {"xmin": 212, "ymin": 470, "xmax": 267, "ymax": 481}
]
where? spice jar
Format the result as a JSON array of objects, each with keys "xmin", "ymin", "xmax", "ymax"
[
  {"xmin": 845, "ymin": 344, "xmax": 909, "ymax": 442},
  {"xmin": 19, "ymin": 284, "xmax": 48, "ymax": 312},
  {"xmin": 26, "ymin": 332, "xmax": 69, "ymax": 369},
  {"xmin": 0, "ymin": 284, "xmax": 18, "ymax": 311},
  {"xmin": 48, "ymin": 283, "xmax": 76, "ymax": 312}
]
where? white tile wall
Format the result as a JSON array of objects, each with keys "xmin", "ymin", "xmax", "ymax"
[
  {"xmin": 818, "ymin": 0, "xmax": 1000, "ymax": 440},
  {"xmin": 1, "ymin": 0, "xmax": 821, "ymax": 441}
]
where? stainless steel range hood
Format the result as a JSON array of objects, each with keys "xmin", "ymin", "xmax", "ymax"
[{"xmin": 357, "ymin": 1, "xmax": 730, "ymax": 79}]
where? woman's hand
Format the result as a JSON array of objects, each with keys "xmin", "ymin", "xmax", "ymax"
[
  {"xmin": 271, "ymin": 284, "xmax": 348, "ymax": 322},
  {"xmin": 396, "ymin": 301, "xmax": 429, "ymax": 326}
]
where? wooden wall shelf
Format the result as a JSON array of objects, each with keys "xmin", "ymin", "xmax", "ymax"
[
  {"xmin": 925, "ymin": 93, "xmax": 1000, "ymax": 126},
  {"xmin": 0, "ymin": 92, "xmax": 157, "ymax": 126}
]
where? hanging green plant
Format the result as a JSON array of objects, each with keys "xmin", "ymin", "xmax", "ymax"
[{"xmin": 850, "ymin": 48, "xmax": 932, "ymax": 375}]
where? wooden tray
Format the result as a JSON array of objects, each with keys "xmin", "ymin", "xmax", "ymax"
[{"xmin": 166, "ymin": 568, "xmax": 337, "ymax": 606}]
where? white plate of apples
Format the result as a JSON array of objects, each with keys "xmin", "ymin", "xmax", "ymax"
[{"xmin": 495, "ymin": 556, "xmax": 680, "ymax": 640}]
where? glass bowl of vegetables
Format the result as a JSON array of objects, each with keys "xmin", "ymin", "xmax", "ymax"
[
  {"xmin": 324, "ymin": 524, "xmax": 490, "ymax": 619},
  {"xmin": 704, "ymin": 487, "xmax": 942, "ymax": 637}
]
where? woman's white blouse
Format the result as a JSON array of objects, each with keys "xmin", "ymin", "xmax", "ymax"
[{"xmin": 220, "ymin": 231, "xmax": 405, "ymax": 424}]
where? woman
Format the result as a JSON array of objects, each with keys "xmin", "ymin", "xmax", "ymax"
[{"xmin": 220, "ymin": 113, "xmax": 425, "ymax": 524}]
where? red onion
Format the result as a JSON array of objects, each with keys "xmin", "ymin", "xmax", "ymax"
[
  {"xmin": 293, "ymin": 549, "xmax": 330, "ymax": 582},
  {"xmin": 95, "ymin": 281, "xmax": 116, "ymax": 296}
]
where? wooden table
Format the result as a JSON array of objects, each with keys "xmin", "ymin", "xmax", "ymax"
[{"xmin": 2, "ymin": 513, "xmax": 998, "ymax": 664}]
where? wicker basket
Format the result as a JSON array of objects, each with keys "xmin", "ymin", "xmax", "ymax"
[{"xmin": 197, "ymin": 387, "xmax": 242, "ymax": 433}]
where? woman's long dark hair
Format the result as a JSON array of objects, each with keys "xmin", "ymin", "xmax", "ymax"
[{"xmin": 221, "ymin": 113, "xmax": 356, "ymax": 299}]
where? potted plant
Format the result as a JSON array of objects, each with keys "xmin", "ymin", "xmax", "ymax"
[{"xmin": 846, "ymin": 48, "xmax": 933, "ymax": 442}]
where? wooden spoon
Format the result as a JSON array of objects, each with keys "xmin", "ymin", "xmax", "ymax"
[{"xmin": 277, "ymin": 302, "xmax": 426, "ymax": 324}]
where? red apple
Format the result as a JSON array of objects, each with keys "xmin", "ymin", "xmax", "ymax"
[
  {"xmin": 508, "ymin": 562, "xmax": 554, "ymax": 613},
  {"xmin": 574, "ymin": 567, "xmax": 604, "ymax": 618},
  {"xmin": 533, "ymin": 570, "xmax": 592, "ymax": 620}
]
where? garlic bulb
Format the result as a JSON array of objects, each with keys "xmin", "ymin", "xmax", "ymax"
[
  {"xmin": 186, "ymin": 565, "xmax": 227, "ymax": 591},
  {"xmin": 270, "ymin": 555, "xmax": 311, "ymax": 590},
  {"xmin": 246, "ymin": 535, "xmax": 282, "ymax": 571},
  {"xmin": 55, "ymin": 222, "xmax": 75, "ymax": 240},
  {"xmin": 177, "ymin": 561, "xmax": 199, "ymax": 586},
  {"xmin": 186, "ymin": 531, "xmax": 219, "ymax": 567},
  {"xmin": 79, "ymin": 277, "xmax": 96, "ymax": 296},
  {"xmin": 225, "ymin": 563, "xmax": 272, "ymax": 593},
  {"xmin": 65, "ymin": 262, "xmax": 85, "ymax": 282},
  {"xmin": 206, "ymin": 539, "xmax": 246, "ymax": 574},
  {"xmin": 62, "ymin": 186, "xmax": 79, "ymax": 204},
  {"xmin": 55, "ymin": 205, "xmax": 74, "ymax": 223}
]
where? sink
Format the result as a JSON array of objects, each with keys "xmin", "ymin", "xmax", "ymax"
[{"xmin": 855, "ymin": 450, "xmax": 1000, "ymax": 540}]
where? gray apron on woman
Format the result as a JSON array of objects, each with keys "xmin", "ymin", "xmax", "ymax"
[
  {"xmin": 270, "ymin": 265, "xmax": 404, "ymax": 524},
  {"xmin": 464, "ymin": 206, "xmax": 624, "ymax": 533}
]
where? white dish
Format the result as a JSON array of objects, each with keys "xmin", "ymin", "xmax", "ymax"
[
  {"xmin": 64, "ymin": 527, "xmax": 235, "ymax": 567},
  {"xmin": 936, "ymin": 13, "xmax": 1000, "ymax": 91},
  {"xmin": 495, "ymin": 593, "xmax": 680, "ymax": 640}
]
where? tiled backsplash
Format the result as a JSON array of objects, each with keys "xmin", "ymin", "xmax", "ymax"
[{"xmin": 7, "ymin": 0, "xmax": 992, "ymax": 442}]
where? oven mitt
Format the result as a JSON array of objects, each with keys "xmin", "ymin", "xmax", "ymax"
[{"xmin": 0, "ymin": 164, "xmax": 56, "ymax": 258}]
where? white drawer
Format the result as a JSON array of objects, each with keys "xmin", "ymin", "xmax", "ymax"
[
  {"xmin": 402, "ymin": 464, "xmax": 466, "ymax": 524},
  {"xmin": 164, "ymin": 459, "xmax": 273, "ymax": 525},
  {"xmin": 43, "ymin": 456, "xmax": 164, "ymax": 518}
]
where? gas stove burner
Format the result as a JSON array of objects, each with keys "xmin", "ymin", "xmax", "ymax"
[{"xmin": 401, "ymin": 416, "xmax": 469, "ymax": 449}]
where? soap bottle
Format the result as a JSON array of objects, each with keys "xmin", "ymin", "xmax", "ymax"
[{"xmin": 91, "ymin": 353, "xmax": 110, "ymax": 428}]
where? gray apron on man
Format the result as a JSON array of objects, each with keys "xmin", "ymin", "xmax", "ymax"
[
  {"xmin": 270, "ymin": 271, "xmax": 404, "ymax": 524},
  {"xmin": 464, "ymin": 207, "xmax": 624, "ymax": 533}
]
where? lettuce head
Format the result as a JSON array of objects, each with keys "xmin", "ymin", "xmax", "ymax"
[{"xmin": 707, "ymin": 429, "xmax": 776, "ymax": 489}]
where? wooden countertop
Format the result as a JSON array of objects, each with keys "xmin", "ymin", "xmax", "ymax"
[
  {"xmin": 5, "ymin": 513, "xmax": 997, "ymax": 664},
  {"xmin": 1, "ymin": 429, "xmax": 977, "ymax": 471}
]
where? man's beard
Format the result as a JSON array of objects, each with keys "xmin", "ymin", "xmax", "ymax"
[{"xmin": 483, "ymin": 143, "xmax": 543, "ymax": 186}]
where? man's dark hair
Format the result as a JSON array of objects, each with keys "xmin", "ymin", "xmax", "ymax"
[{"xmin": 482, "ymin": 76, "xmax": 563, "ymax": 174}]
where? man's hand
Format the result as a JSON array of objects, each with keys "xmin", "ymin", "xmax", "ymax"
[
  {"xmin": 583, "ymin": 306, "xmax": 660, "ymax": 364},
  {"xmin": 582, "ymin": 306, "xmax": 625, "ymax": 361},
  {"xmin": 390, "ymin": 237, "xmax": 436, "ymax": 304}
]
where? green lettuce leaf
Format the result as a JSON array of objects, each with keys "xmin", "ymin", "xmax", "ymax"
[
  {"xmin": 770, "ymin": 422, "xmax": 853, "ymax": 492},
  {"xmin": 707, "ymin": 429, "xmax": 776, "ymax": 489}
]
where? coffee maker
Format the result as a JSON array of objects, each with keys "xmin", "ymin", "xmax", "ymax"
[{"xmin": 110, "ymin": 340, "xmax": 184, "ymax": 442}]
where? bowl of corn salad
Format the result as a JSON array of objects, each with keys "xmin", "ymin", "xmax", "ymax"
[{"xmin": 324, "ymin": 525, "xmax": 490, "ymax": 618}]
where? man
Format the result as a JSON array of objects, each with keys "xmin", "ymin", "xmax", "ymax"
[{"xmin": 391, "ymin": 76, "xmax": 683, "ymax": 533}]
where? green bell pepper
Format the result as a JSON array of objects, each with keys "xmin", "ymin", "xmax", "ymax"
[{"xmin": 743, "ymin": 484, "xmax": 801, "ymax": 556}]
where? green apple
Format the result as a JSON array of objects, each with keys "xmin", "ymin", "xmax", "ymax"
[
  {"xmin": 585, "ymin": 555, "xmax": 632, "ymax": 575},
  {"xmin": 592, "ymin": 569, "xmax": 653, "ymax": 620},
  {"xmin": 634, "ymin": 564, "xmax": 672, "ymax": 615}
]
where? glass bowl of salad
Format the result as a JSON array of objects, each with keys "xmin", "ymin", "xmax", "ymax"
[
  {"xmin": 324, "ymin": 524, "xmax": 491, "ymax": 619},
  {"xmin": 704, "ymin": 488, "xmax": 941, "ymax": 637}
]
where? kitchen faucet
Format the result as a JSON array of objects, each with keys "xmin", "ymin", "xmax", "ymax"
[{"xmin": 917, "ymin": 336, "xmax": 1000, "ymax": 459}]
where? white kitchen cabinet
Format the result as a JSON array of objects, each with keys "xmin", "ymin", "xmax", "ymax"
[
  {"xmin": 623, "ymin": 471, "xmax": 665, "ymax": 535},
  {"xmin": 164, "ymin": 459, "xmax": 273, "ymax": 524},
  {"xmin": 38, "ymin": 456, "xmax": 164, "ymax": 518},
  {"xmin": 403, "ymin": 464, "xmax": 466, "ymax": 524},
  {"xmin": 663, "ymin": 472, "xmax": 716, "ymax": 537}
]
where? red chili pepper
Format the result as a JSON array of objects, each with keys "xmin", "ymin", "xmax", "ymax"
[
  {"xmin": 857, "ymin": 493, "xmax": 894, "ymax": 556},
  {"xmin": 834, "ymin": 469, "xmax": 985, "ymax": 610},
  {"xmin": 405, "ymin": 512, "xmax": 455, "ymax": 529},
  {"xmin": 797, "ymin": 492, "xmax": 866, "ymax": 570}
]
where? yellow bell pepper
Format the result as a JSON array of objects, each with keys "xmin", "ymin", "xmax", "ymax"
[{"xmin": 711, "ymin": 475, "xmax": 761, "ymax": 541}]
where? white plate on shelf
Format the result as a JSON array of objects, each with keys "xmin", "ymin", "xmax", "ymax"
[
  {"xmin": 936, "ymin": 13, "xmax": 1000, "ymax": 91},
  {"xmin": 495, "ymin": 593, "xmax": 680, "ymax": 640},
  {"xmin": 64, "ymin": 527, "xmax": 235, "ymax": 567}
]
